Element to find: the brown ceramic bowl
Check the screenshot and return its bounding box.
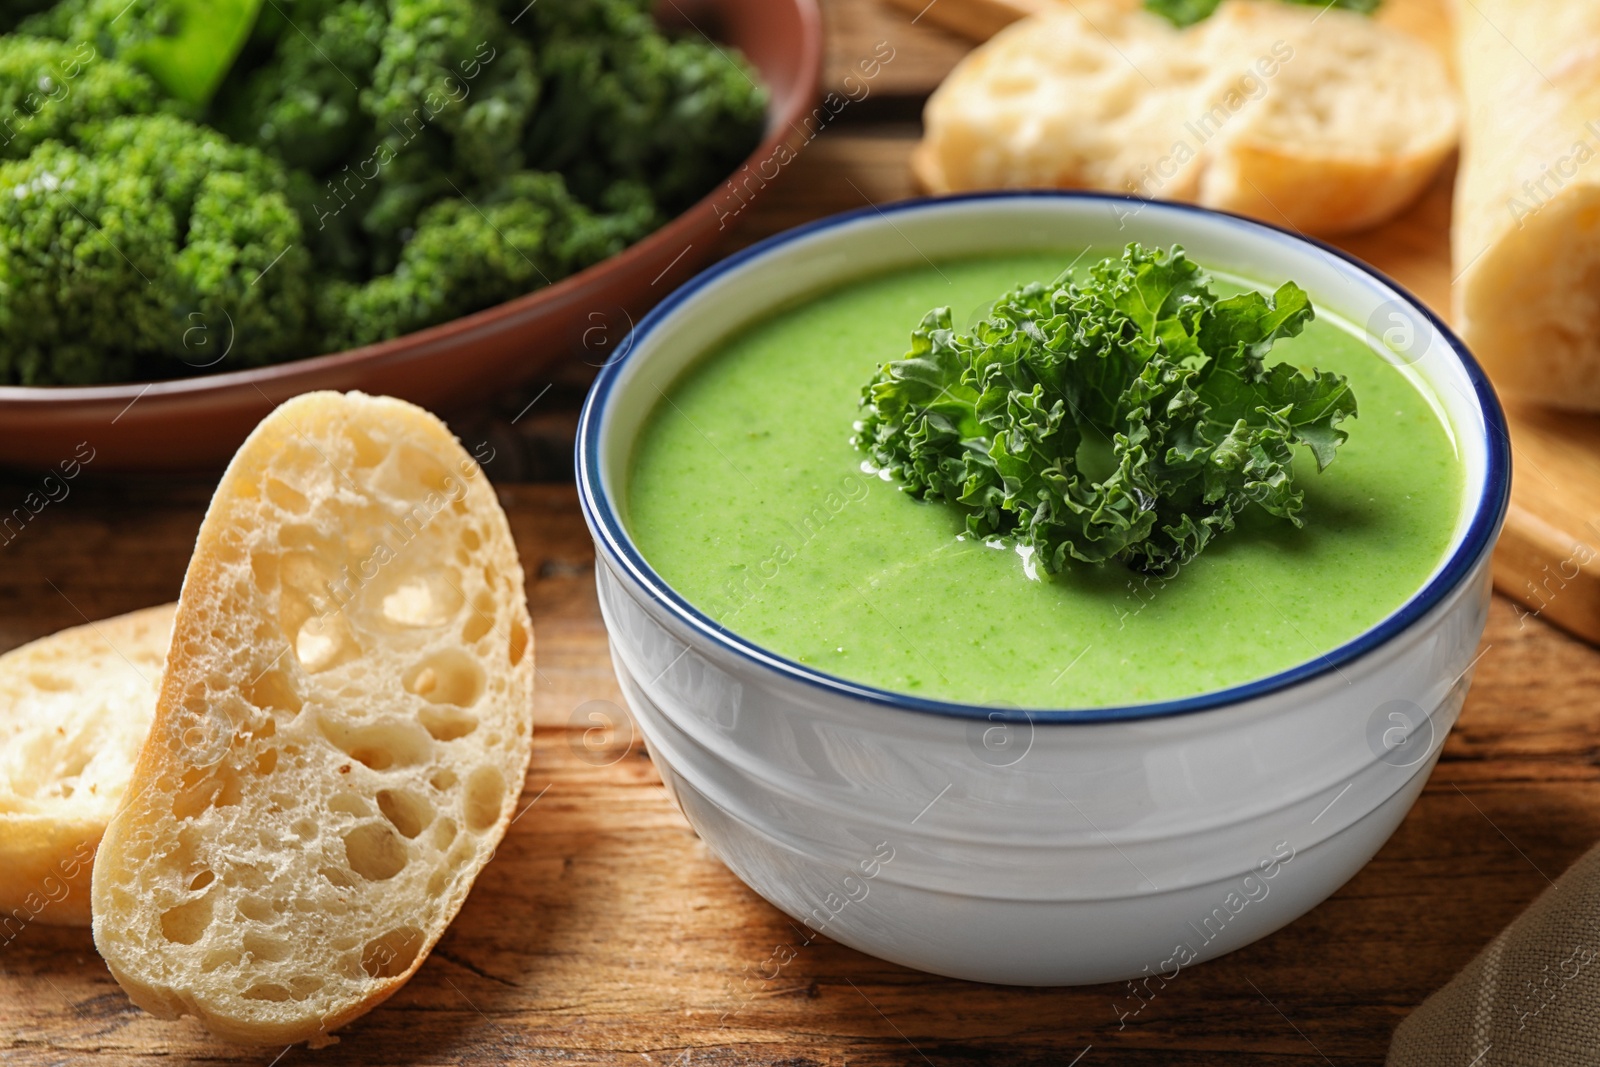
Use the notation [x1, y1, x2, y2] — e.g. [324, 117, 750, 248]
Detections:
[0, 0, 822, 472]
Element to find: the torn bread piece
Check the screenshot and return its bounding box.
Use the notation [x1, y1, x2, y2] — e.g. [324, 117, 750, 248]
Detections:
[0, 603, 174, 926]
[91, 392, 534, 1046]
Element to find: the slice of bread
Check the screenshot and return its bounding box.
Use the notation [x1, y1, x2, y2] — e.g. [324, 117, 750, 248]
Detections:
[0, 603, 174, 927]
[1189, 1, 1459, 234]
[914, 0, 1213, 200]
[915, 0, 1459, 235]
[90, 392, 534, 1046]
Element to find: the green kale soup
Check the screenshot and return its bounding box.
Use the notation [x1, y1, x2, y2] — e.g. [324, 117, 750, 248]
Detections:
[625, 251, 1464, 708]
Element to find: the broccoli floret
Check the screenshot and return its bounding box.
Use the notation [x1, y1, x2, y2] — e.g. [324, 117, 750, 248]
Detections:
[0, 140, 168, 383]
[522, 18, 765, 213]
[0, 0, 767, 377]
[0, 113, 313, 383]
[22, 0, 264, 108]
[213, 0, 386, 174]
[364, 0, 538, 183]
[20, 0, 173, 59]
[643, 37, 768, 210]
[319, 171, 653, 351]
[0, 35, 166, 158]
[173, 169, 313, 367]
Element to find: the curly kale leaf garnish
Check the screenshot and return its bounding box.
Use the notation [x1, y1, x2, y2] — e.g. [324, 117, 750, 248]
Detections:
[855, 244, 1358, 578]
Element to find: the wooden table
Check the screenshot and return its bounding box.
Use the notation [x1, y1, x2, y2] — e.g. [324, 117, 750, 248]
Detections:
[6, 3, 1600, 1064]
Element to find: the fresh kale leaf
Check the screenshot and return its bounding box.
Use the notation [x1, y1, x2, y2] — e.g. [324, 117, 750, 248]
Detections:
[855, 244, 1357, 578]
[1143, 0, 1379, 28]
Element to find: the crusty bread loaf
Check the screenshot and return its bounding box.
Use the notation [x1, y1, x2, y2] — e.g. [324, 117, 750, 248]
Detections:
[1453, 0, 1600, 410]
[915, 0, 1459, 235]
[91, 392, 534, 1046]
[0, 603, 174, 927]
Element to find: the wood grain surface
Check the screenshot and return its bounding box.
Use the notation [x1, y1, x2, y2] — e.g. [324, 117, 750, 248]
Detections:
[3, 481, 1599, 1067]
[4, 2, 1600, 1064]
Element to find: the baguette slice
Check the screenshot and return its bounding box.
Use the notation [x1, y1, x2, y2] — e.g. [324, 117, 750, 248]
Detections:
[1190, 1, 1458, 234]
[915, 0, 1458, 235]
[0, 603, 174, 927]
[914, 0, 1212, 201]
[91, 392, 534, 1046]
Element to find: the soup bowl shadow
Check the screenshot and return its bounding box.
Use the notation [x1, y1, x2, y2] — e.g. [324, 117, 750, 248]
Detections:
[575, 192, 1510, 986]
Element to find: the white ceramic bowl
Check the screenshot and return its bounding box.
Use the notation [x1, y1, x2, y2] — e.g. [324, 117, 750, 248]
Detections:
[576, 193, 1510, 986]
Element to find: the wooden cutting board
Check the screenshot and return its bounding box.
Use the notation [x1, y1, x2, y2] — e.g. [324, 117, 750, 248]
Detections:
[881, 0, 1600, 646]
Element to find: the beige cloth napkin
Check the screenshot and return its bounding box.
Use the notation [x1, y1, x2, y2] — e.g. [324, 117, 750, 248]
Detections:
[1388, 844, 1600, 1065]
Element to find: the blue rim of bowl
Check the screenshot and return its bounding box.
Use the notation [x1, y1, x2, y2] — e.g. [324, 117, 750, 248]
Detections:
[576, 190, 1512, 725]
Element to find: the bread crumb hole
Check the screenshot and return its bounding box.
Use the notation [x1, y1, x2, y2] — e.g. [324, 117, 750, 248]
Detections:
[28, 672, 71, 692]
[383, 584, 437, 628]
[398, 444, 453, 494]
[462, 527, 480, 551]
[243, 670, 302, 715]
[280, 547, 335, 597]
[265, 477, 310, 514]
[244, 932, 291, 963]
[345, 822, 408, 881]
[329, 791, 370, 817]
[280, 527, 334, 555]
[160, 895, 214, 945]
[362, 926, 424, 980]
[380, 575, 465, 628]
[462, 596, 494, 644]
[464, 767, 505, 832]
[239, 896, 276, 923]
[172, 766, 243, 820]
[377, 789, 433, 839]
[295, 613, 362, 674]
[431, 818, 457, 850]
[201, 947, 241, 973]
[350, 745, 394, 770]
[291, 818, 316, 840]
[189, 870, 215, 891]
[243, 983, 292, 1003]
[430, 770, 457, 791]
[508, 620, 529, 666]
[320, 866, 355, 889]
[255, 749, 279, 775]
[404, 649, 484, 707]
[345, 425, 387, 467]
[250, 550, 279, 592]
[419, 706, 477, 742]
